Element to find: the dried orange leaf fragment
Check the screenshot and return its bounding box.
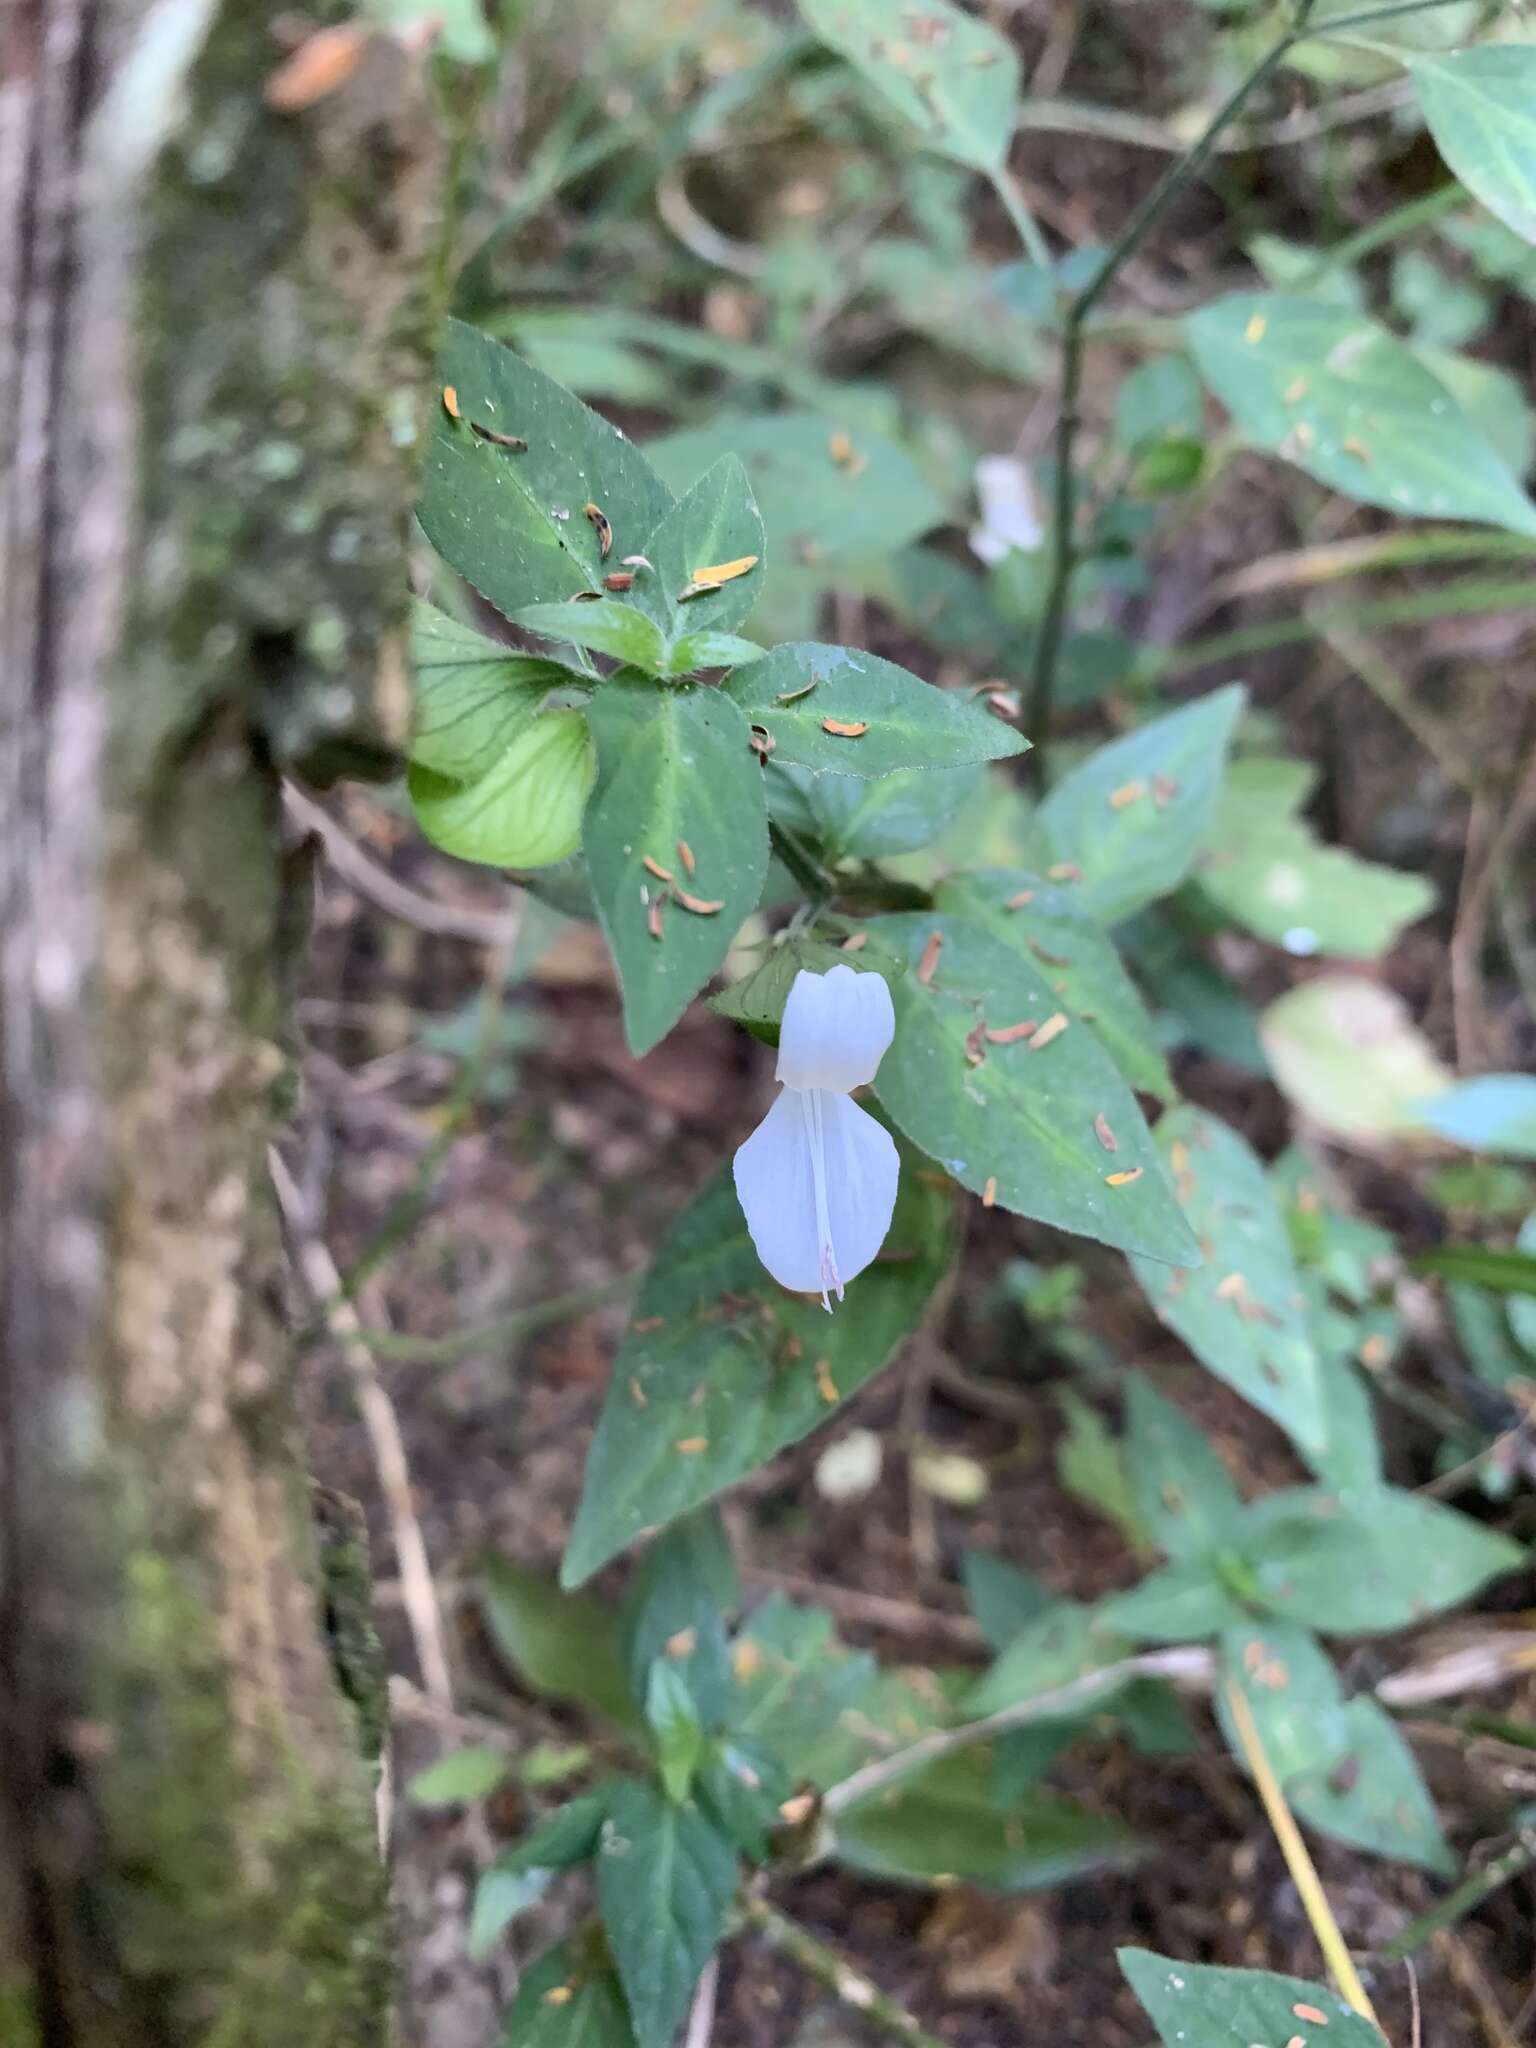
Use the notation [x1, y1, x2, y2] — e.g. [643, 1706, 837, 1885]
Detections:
[1029, 1011, 1070, 1050]
[674, 889, 724, 916]
[1094, 1113, 1118, 1153]
[583, 502, 613, 556]
[916, 930, 944, 984]
[821, 717, 868, 738]
[642, 854, 674, 882]
[1106, 1168, 1144, 1188]
[265, 23, 369, 110]
[985, 1019, 1037, 1045]
[982, 1176, 997, 1209]
[1109, 779, 1146, 810]
[441, 385, 461, 419]
[690, 553, 759, 585]
[675, 1436, 708, 1455]
[676, 838, 696, 875]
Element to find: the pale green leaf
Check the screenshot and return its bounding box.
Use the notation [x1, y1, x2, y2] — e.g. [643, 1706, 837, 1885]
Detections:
[408, 600, 574, 781]
[1261, 975, 1454, 1146]
[798, 0, 1021, 171]
[1123, 1378, 1244, 1563]
[1412, 47, 1536, 248]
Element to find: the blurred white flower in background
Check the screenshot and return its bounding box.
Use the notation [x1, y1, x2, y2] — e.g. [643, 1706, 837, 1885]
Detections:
[969, 453, 1044, 565]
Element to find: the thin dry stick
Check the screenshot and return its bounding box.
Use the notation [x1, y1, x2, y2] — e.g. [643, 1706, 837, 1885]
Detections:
[1223, 1679, 1381, 2029]
[284, 781, 523, 948]
[683, 1956, 719, 2048]
[270, 1146, 456, 1710]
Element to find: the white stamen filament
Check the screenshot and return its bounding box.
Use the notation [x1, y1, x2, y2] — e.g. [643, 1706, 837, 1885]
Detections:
[799, 1087, 841, 1311]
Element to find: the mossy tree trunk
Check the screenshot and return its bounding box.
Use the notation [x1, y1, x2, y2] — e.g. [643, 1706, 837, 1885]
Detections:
[0, 5, 448, 2041]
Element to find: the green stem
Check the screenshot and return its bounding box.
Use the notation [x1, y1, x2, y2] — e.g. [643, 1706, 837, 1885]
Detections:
[1024, 0, 1322, 765]
[332, 1274, 637, 1364]
[740, 1897, 950, 2048]
[769, 820, 835, 903]
[989, 163, 1053, 273]
[1380, 1828, 1536, 1960]
[1306, 0, 1474, 32]
[1302, 182, 1463, 283]
[1152, 575, 1536, 680]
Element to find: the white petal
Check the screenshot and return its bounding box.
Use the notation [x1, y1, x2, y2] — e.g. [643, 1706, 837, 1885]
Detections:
[733, 1086, 899, 1308]
[776, 965, 895, 1093]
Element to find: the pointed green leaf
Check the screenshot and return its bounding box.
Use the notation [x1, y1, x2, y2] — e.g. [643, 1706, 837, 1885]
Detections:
[798, 0, 1021, 171]
[870, 913, 1199, 1266]
[517, 599, 668, 673]
[1412, 48, 1536, 248]
[1123, 1378, 1244, 1563]
[408, 709, 596, 869]
[1411, 1073, 1536, 1157]
[728, 1597, 880, 1786]
[407, 1745, 510, 1807]
[960, 1551, 1055, 1652]
[420, 321, 675, 617]
[583, 682, 768, 1055]
[495, 1790, 614, 1879]
[969, 1601, 1131, 1717]
[481, 1558, 640, 1733]
[1097, 1558, 1248, 1643]
[1036, 687, 1246, 925]
[502, 1936, 638, 2048]
[623, 1512, 738, 1728]
[626, 455, 766, 666]
[768, 760, 982, 860]
[1239, 1484, 1523, 1633]
[408, 600, 576, 781]
[595, 1783, 736, 2048]
[1120, 1948, 1384, 2048]
[724, 643, 1027, 777]
[1131, 1108, 1326, 1456]
[936, 869, 1174, 1100]
[646, 1663, 705, 1803]
[562, 1155, 952, 1585]
[1187, 294, 1536, 536]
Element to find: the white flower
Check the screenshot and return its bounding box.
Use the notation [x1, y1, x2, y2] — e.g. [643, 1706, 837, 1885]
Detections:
[732, 965, 899, 1311]
[968, 453, 1043, 566]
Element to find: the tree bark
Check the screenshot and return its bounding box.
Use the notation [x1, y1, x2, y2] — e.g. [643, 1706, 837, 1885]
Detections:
[0, 5, 443, 2041]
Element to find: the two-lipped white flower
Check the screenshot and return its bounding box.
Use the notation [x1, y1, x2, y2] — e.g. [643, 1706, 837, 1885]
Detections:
[732, 965, 899, 1311]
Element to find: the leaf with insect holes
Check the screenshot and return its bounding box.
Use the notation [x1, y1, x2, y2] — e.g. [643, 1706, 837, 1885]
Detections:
[869, 913, 1199, 1266]
[1235, 1483, 1523, 1634]
[1411, 47, 1536, 248]
[1120, 1949, 1385, 2048]
[501, 1936, 638, 2048]
[623, 455, 766, 667]
[935, 869, 1174, 1101]
[407, 600, 580, 781]
[1130, 1107, 1325, 1457]
[420, 321, 676, 620]
[582, 680, 768, 1056]
[1186, 295, 1536, 536]
[1215, 1622, 1450, 1873]
[1122, 1378, 1244, 1564]
[832, 1750, 1140, 1891]
[561, 1151, 952, 1586]
[594, 1787, 736, 2048]
[723, 643, 1027, 777]
[798, 0, 1021, 172]
[1035, 686, 1245, 927]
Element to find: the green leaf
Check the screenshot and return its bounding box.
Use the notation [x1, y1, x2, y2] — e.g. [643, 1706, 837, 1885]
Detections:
[595, 1782, 736, 2048]
[1419, 1243, 1536, 1295]
[728, 1597, 880, 1786]
[420, 322, 676, 618]
[501, 1936, 638, 2048]
[667, 631, 768, 673]
[1411, 1073, 1536, 1157]
[646, 1663, 705, 1803]
[468, 1864, 551, 1961]
[723, 644, 1026, 777]
[408, 600, 575, 781]
[1114, 355, 1206, 450]
[649, 412, 944, 633]
[1239, 1485, 1523, 1633]
[1056, 1390, 1152, 1557]
[623, 1512, 738, 1728]
[871, 913, 1197, 1264]
[768, 760, 981, 860]
[1215, 1624, 1449, 1872]
[407, 1744, 510, 1807]
[1186, 294, 1536, 536]
[969, 1601, 1131, 1717]
[625, 455, 766, 666]
[583, 682, 768, 1055]
[481, 1558, 640, 1733]
[1097, 1557, 1248, 1644]
[1132, 1108, 1325, 1456]
[562, 1157, 952, 1585]
[1415, 345, 1535, 478]
[832, 1751, 1139, 1890]
[495, 1791, 614, 1878]
[1123, 1378, 1244, 1563]
[517, 599, 669, 673]
[798, 0, 1021, 171]
[1412, 48, 1536, 248]
[935, 869, 1175, 1100]
[960, 1551, 1054, 1652]
[711, 930, 906, 1045]
[1261, 975, 1454, 1145]
[695, 1738, 792, 1859]
[1035, 687, 1246, 925]
[1194, 757, 1435, 958]
[1119, 1948, 1385, 2048]
[408, 709, 596, 870]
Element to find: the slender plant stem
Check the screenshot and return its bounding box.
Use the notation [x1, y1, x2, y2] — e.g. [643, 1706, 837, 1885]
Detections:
[990, 162, 1052, 272]
[1303, 182, 1463, 283]
[1154, 575, 1536, 681]
[740, 1897, 950, 2048]
[1024, 0, 1322, 761]
[338, 1275, 637, 1364]
[1307, 0, 1471, 32]
[1381, 1829, 1536, 1960]
[768, 820, 835, 903]
[1224, 1681, 1382, 2028]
